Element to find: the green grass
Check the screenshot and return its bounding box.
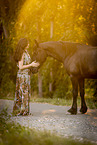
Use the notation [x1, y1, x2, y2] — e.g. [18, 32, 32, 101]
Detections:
[0, 110, 96, 145]
[0, 94, 97, 109]
[30, 96, 97, 109]
[31, 97, 72, 106]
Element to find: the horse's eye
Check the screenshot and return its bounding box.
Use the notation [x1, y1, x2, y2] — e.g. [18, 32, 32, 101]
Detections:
[34, 51, 37, 55]
[36, 51, 38, 54]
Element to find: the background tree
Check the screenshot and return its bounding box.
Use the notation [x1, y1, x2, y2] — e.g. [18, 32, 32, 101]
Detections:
[0, 0, 97, 100]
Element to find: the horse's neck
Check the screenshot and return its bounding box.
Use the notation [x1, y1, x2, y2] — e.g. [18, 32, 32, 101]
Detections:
[41, 42, 65, 62]
[46, 48, 64, 62]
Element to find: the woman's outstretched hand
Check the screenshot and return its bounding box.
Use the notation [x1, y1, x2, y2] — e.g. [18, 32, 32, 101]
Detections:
[31, 61, 40, 67]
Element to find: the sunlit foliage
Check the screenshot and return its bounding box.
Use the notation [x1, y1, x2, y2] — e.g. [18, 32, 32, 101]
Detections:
[0, 0, 97, 99]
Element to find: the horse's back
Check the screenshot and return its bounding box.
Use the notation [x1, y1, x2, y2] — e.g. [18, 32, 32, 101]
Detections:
[62, 42, 97, 78]
[78, 47, 97, 78]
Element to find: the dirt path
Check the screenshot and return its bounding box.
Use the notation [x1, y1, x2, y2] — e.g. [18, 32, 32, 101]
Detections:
[0, 99, 97, 143]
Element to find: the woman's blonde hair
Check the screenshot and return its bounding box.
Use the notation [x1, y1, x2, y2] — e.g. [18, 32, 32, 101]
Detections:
[14, 38, 28, 62]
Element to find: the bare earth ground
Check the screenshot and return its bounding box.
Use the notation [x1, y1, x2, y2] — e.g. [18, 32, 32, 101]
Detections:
[0, 99, 97, 144]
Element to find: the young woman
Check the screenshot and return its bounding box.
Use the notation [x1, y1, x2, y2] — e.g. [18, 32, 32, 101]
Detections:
[13, 38, 39, 116]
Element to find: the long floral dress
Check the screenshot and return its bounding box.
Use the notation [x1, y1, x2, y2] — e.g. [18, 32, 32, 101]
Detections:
[13, 51, 31, 116]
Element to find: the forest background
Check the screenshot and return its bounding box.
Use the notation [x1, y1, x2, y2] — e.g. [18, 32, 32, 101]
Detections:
[0, 0, 97, 102]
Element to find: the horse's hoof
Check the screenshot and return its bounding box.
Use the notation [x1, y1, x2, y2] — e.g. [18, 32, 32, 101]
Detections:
[80, 106, 87, 114]
[68, 108, 77, 115]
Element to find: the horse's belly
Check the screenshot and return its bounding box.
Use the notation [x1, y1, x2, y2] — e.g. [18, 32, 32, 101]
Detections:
[80, 59, 97, 78]
[81, 69, 97, 78]
[64, 60, 97, 78]
[64, 50, 97, 78]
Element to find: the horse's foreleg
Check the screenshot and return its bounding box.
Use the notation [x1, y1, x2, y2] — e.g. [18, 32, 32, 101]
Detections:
[68, 76, 78, 114]
[78, 78, 87, 114]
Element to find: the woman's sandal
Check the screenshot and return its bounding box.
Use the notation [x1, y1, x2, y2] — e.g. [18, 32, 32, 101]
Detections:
[22, 111, 29, 116]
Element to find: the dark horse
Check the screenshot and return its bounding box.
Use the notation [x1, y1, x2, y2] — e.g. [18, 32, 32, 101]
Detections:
[31, 40, 97, 114]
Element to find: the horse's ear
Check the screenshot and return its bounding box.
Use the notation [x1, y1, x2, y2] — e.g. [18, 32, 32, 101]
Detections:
[34, 39, 39, 48]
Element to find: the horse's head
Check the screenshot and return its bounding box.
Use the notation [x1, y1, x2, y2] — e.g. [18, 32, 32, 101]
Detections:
[32, 40, 47, 66]
[30, 40, 47, 73]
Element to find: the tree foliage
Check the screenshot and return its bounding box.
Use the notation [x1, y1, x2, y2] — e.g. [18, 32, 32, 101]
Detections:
[0, 0, 97, 99]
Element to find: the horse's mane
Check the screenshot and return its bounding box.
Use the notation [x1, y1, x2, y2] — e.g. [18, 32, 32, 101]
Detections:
[39, 41, 96, 59]
[59, 41, 96, 54]
[59, 41, 79, 56]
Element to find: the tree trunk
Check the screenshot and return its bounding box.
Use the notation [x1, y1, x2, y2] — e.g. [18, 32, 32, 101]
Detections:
[50, 21, 53, 39]
[2, 22, 9, 39]
[36, 17, 43, 98]
[38, 71, 43, 98]
[49, 18, 54, 95]
[49, 67, 53, 92]
[0, 2, 9, 39]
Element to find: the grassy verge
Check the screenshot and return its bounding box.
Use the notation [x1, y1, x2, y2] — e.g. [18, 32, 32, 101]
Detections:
[30, 96, 97, 109]
[0, 95, 97, 109]
[0, 110, 96, 145]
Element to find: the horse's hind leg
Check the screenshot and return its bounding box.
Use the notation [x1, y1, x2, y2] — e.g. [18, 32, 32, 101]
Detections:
[68, 76, 78, 114]
[78, 78, 87, 114]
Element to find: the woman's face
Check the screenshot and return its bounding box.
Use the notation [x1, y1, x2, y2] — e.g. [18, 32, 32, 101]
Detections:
[26, 43, 29, 49]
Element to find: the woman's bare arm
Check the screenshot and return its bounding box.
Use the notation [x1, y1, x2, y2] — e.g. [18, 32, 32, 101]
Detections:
[19, 54, 39, 70]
